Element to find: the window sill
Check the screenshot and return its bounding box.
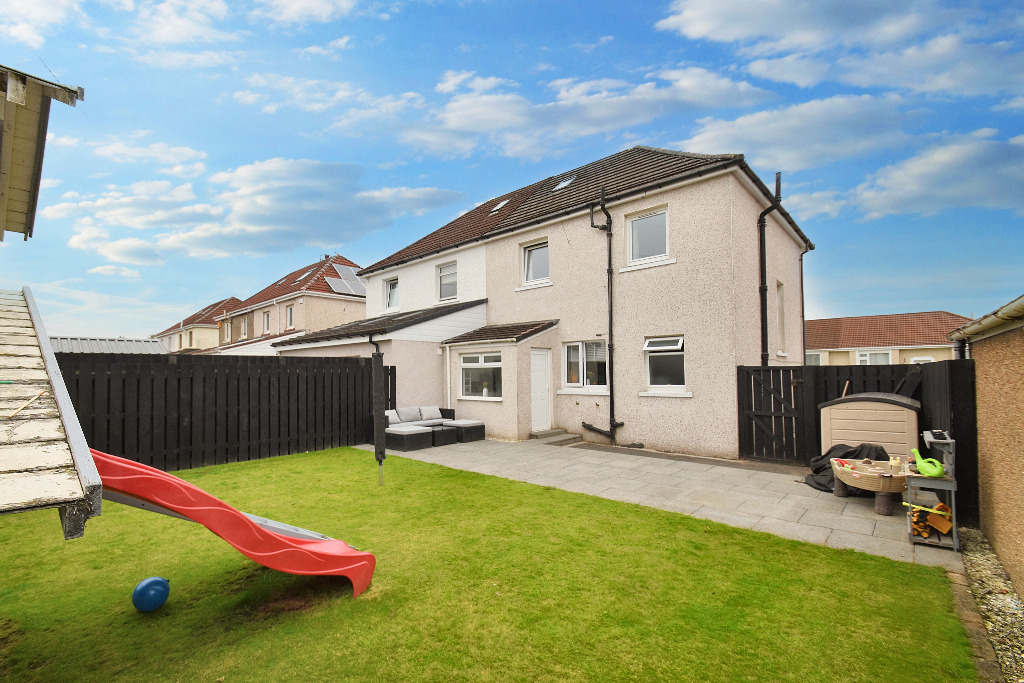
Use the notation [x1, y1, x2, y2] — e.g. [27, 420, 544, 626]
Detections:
[619, 257, 676, 274]
[458, 396, 503, 402]
[639, 389, 693, 398]
[515, 279, 552, 292]
[556, 388, 610, 396]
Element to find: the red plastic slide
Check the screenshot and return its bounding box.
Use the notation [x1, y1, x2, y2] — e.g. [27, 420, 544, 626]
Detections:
[91, 449, 376, 596]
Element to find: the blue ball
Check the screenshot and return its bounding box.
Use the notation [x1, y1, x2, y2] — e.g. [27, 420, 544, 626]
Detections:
[132, 577, 170, 612]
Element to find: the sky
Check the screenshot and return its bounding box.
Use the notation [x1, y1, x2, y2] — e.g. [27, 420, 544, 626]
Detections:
[0, 0, 1021, 337]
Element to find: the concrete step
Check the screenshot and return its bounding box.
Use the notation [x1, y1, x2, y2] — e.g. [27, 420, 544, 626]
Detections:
[537, 433, 582, 447]
[530, 429, 565, 439]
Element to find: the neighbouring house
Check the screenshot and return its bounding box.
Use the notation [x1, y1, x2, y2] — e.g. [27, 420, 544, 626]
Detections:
[153, 297, 241, 353]
[52, 336, 168, 354]
[278, 146, 813, 458]
[214, 255, 366, 356]
[805, 311, 971, 366]
[948, 292, 1024, 595]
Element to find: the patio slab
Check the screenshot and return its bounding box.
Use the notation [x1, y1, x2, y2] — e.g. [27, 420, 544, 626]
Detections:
[355, 439, 963, 570]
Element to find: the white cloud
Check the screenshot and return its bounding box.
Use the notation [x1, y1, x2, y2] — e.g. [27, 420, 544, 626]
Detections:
[130, 0, 240, 44]
[0, 0, 82, 48]
[746, 54, 830, 88]
[251, 0, 357, 24]
[40, 178, 62, 190]
[46, 133, 80, 146]
[240, 73, 361, 113]
[88, 265, 142, 279]
[135, 49, 243, 69]
[159, 162, 205, 178]
[655, 0, 948, 55]
[676, 94, 909, 171]
[575, 35, 614, 53]
[404, 66, 769, 159]
[994, 96, 1024, 111]
[49, 158, 462, 262]
[785, 191, 847, 220]
[296, 35, 352, 59]
[92, 140, 207, 164]
[837, 35, 1024, 97]
[855, 131, 1024, 218]
[329, 93, 424, 131]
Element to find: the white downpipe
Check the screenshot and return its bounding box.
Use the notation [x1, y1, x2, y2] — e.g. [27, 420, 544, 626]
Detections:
[445, 345, 452, 409]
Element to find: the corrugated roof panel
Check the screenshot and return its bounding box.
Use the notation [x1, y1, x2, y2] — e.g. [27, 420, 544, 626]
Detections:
[50, 337, 168, 354]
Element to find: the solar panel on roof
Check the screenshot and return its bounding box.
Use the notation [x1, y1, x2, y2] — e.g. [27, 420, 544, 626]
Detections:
[329, 264, 366, 296]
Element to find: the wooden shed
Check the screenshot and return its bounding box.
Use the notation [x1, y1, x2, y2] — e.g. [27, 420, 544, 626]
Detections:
[819, 392, 920, 457]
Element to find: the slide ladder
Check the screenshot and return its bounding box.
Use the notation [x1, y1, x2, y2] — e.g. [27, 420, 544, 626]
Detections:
[91, 449, 375, 596]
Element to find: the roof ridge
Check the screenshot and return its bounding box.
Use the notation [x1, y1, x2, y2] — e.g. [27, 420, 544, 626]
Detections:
[633, 145, 742, 161]
[301, 255, 337, 292]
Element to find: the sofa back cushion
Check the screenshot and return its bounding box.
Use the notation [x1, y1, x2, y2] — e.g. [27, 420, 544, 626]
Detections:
[396, 406, 422, 423]
[420, 405, 443, 420]
[385, 409, 400, 424]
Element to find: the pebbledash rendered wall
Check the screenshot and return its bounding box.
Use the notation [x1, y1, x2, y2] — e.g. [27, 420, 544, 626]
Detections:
[460, 170, 808, 457]
[971, 327, 1024, 594]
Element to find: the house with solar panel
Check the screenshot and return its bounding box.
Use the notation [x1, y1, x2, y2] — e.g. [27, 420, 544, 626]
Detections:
[212, 255, 367, 356]
[275, 147, 813, 458]
[154, 297, 242, 353]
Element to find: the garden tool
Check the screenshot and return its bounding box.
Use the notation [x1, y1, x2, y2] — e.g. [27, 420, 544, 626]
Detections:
[911, 448, 944, 478]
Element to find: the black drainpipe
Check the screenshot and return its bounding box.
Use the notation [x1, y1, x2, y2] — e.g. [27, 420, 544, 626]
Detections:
[368, 334, 386, 485]
[582, 188, 643, 449]
[758, 172, 782, 367]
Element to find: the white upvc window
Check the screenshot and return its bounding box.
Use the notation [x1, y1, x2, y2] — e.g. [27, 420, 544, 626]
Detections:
[263, 311, 271, 334]
[776, 281, 786, 353]
[910, 356, 935, 364]
[644, 337, 686, 388]
[628, 209, 668, 265]
[564, 341, 607, 387]
[241, 317, 248, 339]
[177, 333, 183, 350]
[523, 241, 550, 285]
[385, 278, 399, 310]
[805, 352, 821, 365]
[438, 262, 457, 301]
[461, 353, 502, 399]
[857, 350, 890, 365]
[285, 305, 294, 329]
[187, 330, 194, 347]
[223, 322, 231, 342]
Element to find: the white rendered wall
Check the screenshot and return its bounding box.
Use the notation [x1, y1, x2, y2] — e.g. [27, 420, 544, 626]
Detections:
[363, 244, 486, 318]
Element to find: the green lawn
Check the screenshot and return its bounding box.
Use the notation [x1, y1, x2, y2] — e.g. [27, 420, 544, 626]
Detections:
[0, 448, 974, 681]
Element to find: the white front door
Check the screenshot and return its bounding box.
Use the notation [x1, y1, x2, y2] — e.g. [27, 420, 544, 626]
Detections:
[530, 348, 551, 432]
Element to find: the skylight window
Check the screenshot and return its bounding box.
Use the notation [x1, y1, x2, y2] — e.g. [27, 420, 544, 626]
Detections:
[489, 199, 509, 214]
[292, 269, 313, 284]
[553, 176, 575, 192]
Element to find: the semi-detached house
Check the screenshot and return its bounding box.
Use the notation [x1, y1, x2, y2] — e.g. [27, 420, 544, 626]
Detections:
[276, 147, 814, 459]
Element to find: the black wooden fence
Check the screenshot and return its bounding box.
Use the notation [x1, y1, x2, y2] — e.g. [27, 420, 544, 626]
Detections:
[56, 353, 396, 472]
[737, 360, 978, 523]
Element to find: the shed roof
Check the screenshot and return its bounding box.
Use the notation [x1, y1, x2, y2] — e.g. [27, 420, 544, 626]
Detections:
[156, 296, 242, 336]
[51, 337, 167, 354]
[443, 320, 558, 345]
[359, 146, 811, 275]
[806, 311, 971, 350]
[273, 299, 487, 347]
[0, 65, 83, 241]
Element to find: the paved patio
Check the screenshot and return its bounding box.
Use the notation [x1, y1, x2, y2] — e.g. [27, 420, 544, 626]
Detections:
[357, 438, 963, 571]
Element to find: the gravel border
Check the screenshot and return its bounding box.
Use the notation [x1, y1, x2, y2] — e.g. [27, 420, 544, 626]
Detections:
[960, 526, 1024, 682]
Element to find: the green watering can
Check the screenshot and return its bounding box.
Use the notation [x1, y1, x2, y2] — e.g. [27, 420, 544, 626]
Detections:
[911, 448, 945, 478]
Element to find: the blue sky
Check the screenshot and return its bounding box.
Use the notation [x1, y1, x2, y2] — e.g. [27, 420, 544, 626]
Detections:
[0, 0, 1021, 337]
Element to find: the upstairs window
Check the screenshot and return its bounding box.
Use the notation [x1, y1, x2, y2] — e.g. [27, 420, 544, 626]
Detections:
[628, 210, 668, 264]
[564, 341, 607, 387]
[461, 353, 502, 398]
[385, 278, 399, 310]
[241, 318, 248, 339]
[644, 337, 685, 388]
[223, 322, 231, 342]
[263, 311, 271, 334]
[187, 330, 194, 347]
[776, 281, 786, 353]
[285, 305, 294, 329]
[523, 241, 549, 284]
[438, 263, 457, 301]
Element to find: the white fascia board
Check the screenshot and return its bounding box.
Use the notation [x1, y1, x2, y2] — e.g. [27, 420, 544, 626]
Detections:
[731, 171, 808, 251]
[948, 292, 1024, 341]
[277, 335, 387, 352]
[444, 338, 517, 348]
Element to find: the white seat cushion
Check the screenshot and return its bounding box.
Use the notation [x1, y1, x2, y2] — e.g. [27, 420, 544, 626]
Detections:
[396, 406, 422, 423]
[420, 405, 444, 420]
[386, 425, 431, 435]
[443, 419, 485, 427]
